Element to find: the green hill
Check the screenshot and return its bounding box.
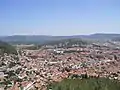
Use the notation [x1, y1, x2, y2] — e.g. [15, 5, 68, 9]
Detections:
[43, 38, 88, 48]
[48, 78, 120, 90]
[0, 41, 17, 55]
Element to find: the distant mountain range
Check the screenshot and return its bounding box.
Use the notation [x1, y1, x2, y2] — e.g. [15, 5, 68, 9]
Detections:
[0, 33, 120, 44]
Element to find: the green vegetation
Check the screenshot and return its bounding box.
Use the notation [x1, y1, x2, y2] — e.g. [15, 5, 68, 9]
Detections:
[44, 38, 88, 48]
[0, 41, 17, 55]
[23, 45, 40, 50]
[47, 78, 120, 90]
[0, 79, 12, 89]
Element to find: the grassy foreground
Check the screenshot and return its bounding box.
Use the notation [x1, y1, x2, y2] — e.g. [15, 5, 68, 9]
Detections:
[47, 78, 120, 90]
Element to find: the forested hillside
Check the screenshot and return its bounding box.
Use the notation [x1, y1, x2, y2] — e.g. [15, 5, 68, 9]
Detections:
[0, 41, 17, 55]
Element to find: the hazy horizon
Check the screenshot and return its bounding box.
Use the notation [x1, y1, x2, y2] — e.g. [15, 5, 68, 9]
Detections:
[0, 0, 120, 36]
[1, 32, 120, 37]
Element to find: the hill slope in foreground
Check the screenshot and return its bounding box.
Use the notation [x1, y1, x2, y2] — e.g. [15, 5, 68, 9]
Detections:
[48, 78, 120, 90]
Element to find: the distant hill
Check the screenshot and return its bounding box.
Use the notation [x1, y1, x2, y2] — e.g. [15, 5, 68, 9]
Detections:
[0, 33, 120, 44]
[87, 33, 120, 40]
[0, 41, 17, 55]
[112, 37, 120, 41]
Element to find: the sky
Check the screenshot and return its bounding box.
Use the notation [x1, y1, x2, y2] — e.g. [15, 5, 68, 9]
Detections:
[0, 0, 120, 36]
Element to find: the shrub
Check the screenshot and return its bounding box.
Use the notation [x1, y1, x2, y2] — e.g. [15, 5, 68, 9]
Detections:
[47, 78, 120, 90]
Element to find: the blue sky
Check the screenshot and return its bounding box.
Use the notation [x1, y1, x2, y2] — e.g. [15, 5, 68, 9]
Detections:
[0, 0, 120, 36]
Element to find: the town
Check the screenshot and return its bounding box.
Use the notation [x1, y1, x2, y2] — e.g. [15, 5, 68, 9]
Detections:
[0, 39, 120, 90]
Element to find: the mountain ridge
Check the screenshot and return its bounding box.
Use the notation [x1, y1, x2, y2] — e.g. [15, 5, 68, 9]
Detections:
[0, 33, 120, 44]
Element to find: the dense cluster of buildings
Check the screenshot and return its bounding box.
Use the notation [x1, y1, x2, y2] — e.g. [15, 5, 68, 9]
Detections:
[0, 41, 120, 90]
